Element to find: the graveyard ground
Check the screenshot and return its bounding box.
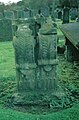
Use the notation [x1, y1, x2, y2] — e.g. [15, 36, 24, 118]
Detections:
[0, 31, 79, 119]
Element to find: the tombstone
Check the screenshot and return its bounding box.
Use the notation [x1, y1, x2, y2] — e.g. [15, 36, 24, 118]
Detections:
[54, 10, 58, 19]
[70, 8, 77, 20]
[24, 11, 30, 18]
[30, 9, 38, 17]
[18, 10, 24, 19]
[62, 7, 69, 24]
[58, 10, 62, 19]
[29, 14, 45, 37]
[14, 10, 18, 19]
[4, 10, 14, 20]
[0, 19, 13, 41]
[13, 17, 65, 108]
[41, 6, 49, 17]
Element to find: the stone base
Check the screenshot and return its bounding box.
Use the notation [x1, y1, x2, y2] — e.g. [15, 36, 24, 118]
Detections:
[12, 86, 65, 109]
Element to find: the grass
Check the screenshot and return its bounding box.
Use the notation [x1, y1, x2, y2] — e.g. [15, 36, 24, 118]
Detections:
[0, 103, 79, 120]
[0, 41, 16, 81]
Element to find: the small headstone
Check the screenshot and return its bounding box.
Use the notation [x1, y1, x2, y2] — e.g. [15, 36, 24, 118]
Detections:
[41, 6, 49, 17]
[18, 10, 24, 19]
[14, 11, 18, 19]
[54, 10, 58, 19]
[0, 19, 13, 41]
[62, 7, 69, 24]
[31, 9, 38, 17]
[4, 10, 14, 19]
[58, 10, 62, 19]
[70, 8, 77, 20]
[24, 11, 30, 18]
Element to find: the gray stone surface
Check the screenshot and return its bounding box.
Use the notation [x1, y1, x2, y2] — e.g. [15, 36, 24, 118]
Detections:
[13, 17, 63, 106]
[24, 11, 30, 18]
[41, 7, 49, 17]
[70, 8, 77, 20]
[62, 7, 69, 24]
[4, 10, 14, 19]
[0, 19, 13, 41]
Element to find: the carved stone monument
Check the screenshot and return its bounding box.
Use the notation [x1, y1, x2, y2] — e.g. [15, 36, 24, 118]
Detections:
[13, 17, 64, 107]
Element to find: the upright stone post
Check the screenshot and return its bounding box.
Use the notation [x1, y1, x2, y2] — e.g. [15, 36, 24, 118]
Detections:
[62, 7, 69, 24]
[38, 17, 58, 91]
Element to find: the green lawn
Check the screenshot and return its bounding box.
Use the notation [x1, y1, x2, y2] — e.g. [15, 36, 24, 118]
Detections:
[0, 41, 16, 81]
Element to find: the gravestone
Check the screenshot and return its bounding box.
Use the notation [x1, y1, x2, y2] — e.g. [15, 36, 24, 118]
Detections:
[70, 8, 77, 20]
[31, 10, 38, 17]
[58, 10, 62, 19]
[0, 19, 13, 41]
[24, 11, 30, 18]
[13, 17, 65, 108]
[54, 10, 58, 19]
[14, 10, 18, 19]
[4, 10, 14, 19]
[62, 7, 69, 24]
[41, 6, 49, 17]
[18, 11, 24, 19]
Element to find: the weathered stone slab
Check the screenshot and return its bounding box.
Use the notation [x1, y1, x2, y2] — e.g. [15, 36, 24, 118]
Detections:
[41, 6, 49, 17]
[18, 11, 24, 18]
[4, 10, 14, 19]
[14, 10, 18, 19]
[70, 8, 77, 20]
[62, 7, 69, 24]
[0, 19, 13, 41]
[58, 11, 62, 19]
[24, 11, 30, 18]
[60, 22, 79, 49]
[60, 22, 79, 61]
